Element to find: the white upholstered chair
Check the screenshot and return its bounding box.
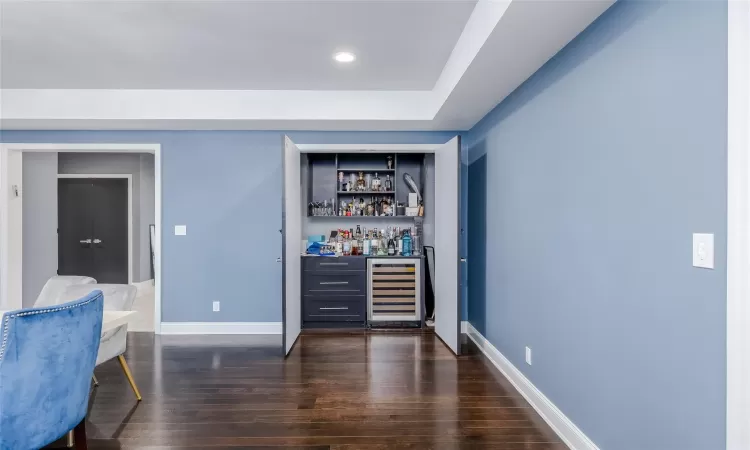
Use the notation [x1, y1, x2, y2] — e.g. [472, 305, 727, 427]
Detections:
[33, 275, 97, 308]
[59, 284, 142, 401]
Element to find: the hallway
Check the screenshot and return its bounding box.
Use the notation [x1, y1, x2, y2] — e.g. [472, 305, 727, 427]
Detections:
[79, 331, 564, 449]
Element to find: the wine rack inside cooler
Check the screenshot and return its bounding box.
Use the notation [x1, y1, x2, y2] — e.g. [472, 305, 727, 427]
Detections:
[367, 258, 421, 322]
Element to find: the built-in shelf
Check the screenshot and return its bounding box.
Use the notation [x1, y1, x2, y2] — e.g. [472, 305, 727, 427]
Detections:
[337, 191, 395, 195]
[336, 168, 396, 173]
[308, 215, 415, 219]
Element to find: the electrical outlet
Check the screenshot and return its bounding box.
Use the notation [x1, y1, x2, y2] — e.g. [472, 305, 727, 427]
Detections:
[212, 301, 220, 312]
[525, 347, 532, 365]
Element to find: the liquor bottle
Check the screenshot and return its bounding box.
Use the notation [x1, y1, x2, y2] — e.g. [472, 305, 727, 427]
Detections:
[335, 230, 343, 255]
[357, 172, 366, 191]
[377, 231, 387, 256]
[363, 231, 371, 256]
[384, 174, 393, 192]
[397, 229, 403, 255]
[372, 172, 381, 192]
[356, 225, 362, 239]
[387, 236, 396, 256]
[343, 231, 351, 256]
[402, 229, 412, 256]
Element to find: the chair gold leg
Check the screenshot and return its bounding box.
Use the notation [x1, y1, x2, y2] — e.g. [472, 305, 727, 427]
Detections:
[92, 374, 99, 386]
[66, 430, 74, 448]
[117, 355, 142, 401]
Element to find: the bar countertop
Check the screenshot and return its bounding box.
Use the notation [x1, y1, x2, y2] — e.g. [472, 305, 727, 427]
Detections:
[301, 254, 424, 259]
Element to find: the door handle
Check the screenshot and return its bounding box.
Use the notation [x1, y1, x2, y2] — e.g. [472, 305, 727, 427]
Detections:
[276, 257, 282, 263]
[93, 239, 102, 244]
[79, 239, 92, 247]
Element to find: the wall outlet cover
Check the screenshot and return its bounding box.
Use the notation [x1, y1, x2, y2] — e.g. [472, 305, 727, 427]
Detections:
[175, 225, 187, 236]
[525, 346, 532, 365]
[212, 301, 220, 312]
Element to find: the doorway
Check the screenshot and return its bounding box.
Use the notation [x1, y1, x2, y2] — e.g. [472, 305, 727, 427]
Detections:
[0, 143, 162, 333]
[58, 176, 131, 284]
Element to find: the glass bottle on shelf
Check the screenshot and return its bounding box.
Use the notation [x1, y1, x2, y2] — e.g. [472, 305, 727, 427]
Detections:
[379, 230, 388, 256]
[387, 155, 393, 170]
[338, 171, 345, 191]
[357, 172, 366, 191]
[365, 173, 372, 191]
[363, 231, 371, 256]
[342, 231, 351, 256]
[402, 229, 412, 256]
[372, 173, 381, 192]
[387, 235, 396, 256]
[336, 230, 343, 254]
[356, 225, 362, 239]
[384, 174, 393, 192]
[350, 173, 357, 192]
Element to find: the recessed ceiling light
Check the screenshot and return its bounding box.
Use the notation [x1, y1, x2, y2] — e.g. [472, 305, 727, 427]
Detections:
[334, 52, 356, 63]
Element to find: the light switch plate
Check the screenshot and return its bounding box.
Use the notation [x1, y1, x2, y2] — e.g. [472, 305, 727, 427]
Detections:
[174, 225, 187, 236]
[212, 301, 220, 312]
[525, 347, 532, 365]
[693, 233, 714, 269]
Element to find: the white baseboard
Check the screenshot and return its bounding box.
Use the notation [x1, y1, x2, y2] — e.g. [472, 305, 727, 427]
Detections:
[160, 322, 282, 335]
[462, 321, 599, 450]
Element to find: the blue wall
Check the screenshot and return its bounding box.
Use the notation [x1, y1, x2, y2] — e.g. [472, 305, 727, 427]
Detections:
[0, 130, 462, 322]
[466, 1, 727, 449]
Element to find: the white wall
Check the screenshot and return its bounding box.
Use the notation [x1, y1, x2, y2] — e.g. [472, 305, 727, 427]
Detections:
[139, 154, 155, 280]
[22, 152, 58, 307]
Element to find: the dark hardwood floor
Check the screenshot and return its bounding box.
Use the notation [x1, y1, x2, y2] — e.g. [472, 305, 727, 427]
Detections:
[71, 331, 564, 449]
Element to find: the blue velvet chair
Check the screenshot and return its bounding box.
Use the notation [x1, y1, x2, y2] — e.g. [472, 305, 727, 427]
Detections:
[0, 290, 104, 450]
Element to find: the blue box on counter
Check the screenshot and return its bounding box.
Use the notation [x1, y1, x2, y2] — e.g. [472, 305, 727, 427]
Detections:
[308, 235, 325, 245]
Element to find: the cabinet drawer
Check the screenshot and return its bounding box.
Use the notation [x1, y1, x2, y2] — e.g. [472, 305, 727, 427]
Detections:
[304, 272, 365, 295]
[304, 296, 365, 322]
[303, 257, 365, 272]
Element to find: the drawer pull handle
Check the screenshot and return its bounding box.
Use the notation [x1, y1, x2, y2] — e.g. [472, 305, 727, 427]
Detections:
[320, 307, 349, 310]
[320, 262, 348, 266]
[319, 281, 349, 285]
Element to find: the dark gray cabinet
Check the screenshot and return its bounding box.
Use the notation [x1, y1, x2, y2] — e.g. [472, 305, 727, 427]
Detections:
[302, 256, 366, 326]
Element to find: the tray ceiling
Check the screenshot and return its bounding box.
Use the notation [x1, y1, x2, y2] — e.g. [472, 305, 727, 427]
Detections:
[0, 0, 615, 131]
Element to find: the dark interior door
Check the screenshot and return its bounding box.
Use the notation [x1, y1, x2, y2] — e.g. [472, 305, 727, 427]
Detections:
[58, 178, 129, 284]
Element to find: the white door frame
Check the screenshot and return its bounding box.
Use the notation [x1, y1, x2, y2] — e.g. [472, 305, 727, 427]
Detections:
[727, 2, 750, 449]
[294, 140, 461, 354]
[0, 143, 162, 334]
[57, 174, 134, 284]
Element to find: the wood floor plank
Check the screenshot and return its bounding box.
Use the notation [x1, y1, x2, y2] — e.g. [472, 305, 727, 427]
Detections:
[46, 331, 563, 449]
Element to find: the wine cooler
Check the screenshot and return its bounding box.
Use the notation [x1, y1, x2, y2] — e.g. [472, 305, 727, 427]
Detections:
[367, 258, 422, 322]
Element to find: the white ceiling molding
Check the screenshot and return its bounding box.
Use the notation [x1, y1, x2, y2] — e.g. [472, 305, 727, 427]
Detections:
[0, 0, 614, 131]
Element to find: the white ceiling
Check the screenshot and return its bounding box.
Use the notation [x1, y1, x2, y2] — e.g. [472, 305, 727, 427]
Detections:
[0, 0, 614, 131]
[0, 1, 476, 90]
